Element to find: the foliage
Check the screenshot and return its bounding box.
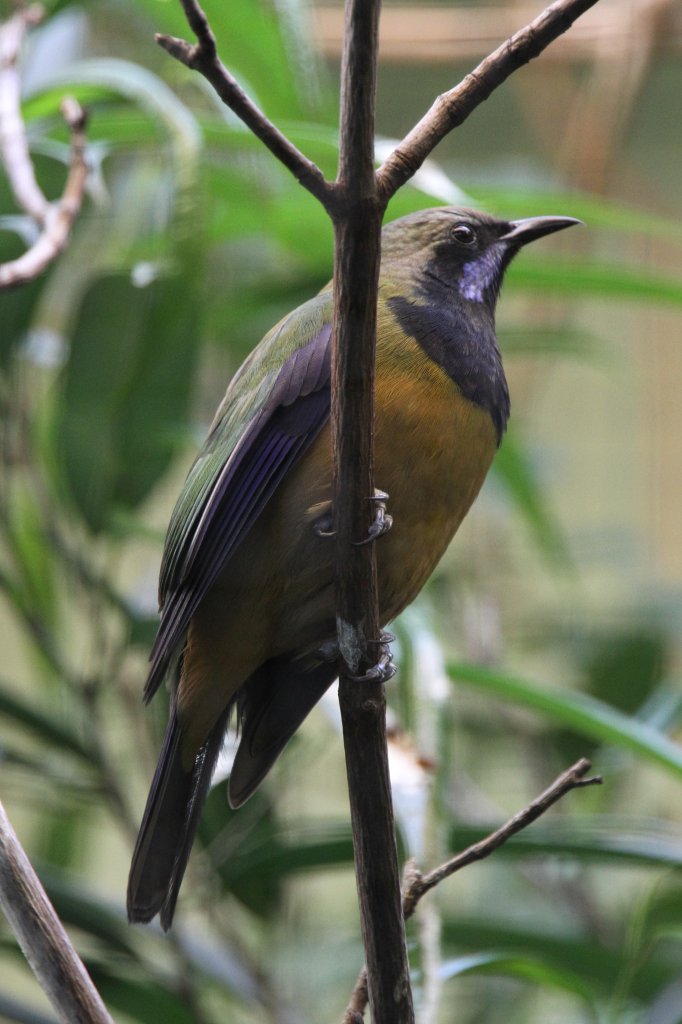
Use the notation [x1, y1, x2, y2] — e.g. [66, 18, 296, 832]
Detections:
[1, 1, 682, 1022]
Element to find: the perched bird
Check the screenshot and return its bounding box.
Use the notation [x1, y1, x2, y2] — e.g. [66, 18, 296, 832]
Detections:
[127, 206, 579, 929]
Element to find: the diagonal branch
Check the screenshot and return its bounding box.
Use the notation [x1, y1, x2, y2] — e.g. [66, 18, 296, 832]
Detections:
[343, 759, 602, 1022]
[0, 797, 114, 1024]
[155, 0, 332, 208]
[376, 0, 601, 201]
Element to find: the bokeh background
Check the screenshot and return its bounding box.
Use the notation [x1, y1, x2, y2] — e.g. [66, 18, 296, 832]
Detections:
[1, 1, 682, 1021]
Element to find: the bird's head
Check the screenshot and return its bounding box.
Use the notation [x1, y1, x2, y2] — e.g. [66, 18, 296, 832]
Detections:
[382, 206, 580, 310]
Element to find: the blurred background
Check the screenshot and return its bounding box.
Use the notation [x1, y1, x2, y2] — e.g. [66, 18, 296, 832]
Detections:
[1, 0, 682, 1021]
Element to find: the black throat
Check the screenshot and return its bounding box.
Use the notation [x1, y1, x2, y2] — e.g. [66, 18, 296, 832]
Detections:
[387, 275, 510, 444]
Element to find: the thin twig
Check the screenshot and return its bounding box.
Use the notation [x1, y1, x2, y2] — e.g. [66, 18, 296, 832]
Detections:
[342, 759, 602, 1022]
[155, 0, 332, 207]
[0, 96, 89, 290]
[0, 798, 115, 1024]
[375, 0, 602, 201]
[405, 757, 602, 913]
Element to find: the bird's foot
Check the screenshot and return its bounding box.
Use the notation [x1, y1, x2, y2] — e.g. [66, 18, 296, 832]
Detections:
[348, 632, 396, 683]
[312, 490, 392, 544]
[313, 632, 396, 683]
[353, 490, 393, 546]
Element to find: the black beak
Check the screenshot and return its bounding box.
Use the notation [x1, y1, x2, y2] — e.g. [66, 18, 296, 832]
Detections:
[499, 216, 582, 247]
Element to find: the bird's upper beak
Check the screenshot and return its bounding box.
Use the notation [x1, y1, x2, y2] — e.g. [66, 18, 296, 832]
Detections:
[499, 215, 582, 247]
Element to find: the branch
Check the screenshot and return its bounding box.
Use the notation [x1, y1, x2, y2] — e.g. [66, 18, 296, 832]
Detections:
[376, 0, 601, 201]
[0, 3, 48, 224]
[0, 798, 115, 1024]
[155, 0, 332, 208]
[0, 0, 90, 290]
[0, 96, 89, 290]
[331, 0, 414, 1017]
[343, 759, 602, 1022]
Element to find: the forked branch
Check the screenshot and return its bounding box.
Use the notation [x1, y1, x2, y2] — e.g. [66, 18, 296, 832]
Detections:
[343, 759, 602, 1022]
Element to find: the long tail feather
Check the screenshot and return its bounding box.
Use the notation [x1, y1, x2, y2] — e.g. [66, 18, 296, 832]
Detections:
[127, 705, 227, 930]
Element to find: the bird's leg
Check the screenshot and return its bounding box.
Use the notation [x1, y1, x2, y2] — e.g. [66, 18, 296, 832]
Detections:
[314, 632, 396, 683]
[352, 490, 393, 546]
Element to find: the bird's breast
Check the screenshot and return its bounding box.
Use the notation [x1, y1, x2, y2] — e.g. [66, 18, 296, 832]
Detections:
[372, 333, 498, 620]
[204, 331, 500, 670]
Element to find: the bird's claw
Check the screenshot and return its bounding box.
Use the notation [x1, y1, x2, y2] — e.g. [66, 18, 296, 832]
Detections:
[348, 633, 396, 684]
[353, 490, 393, 546]
[314, 632, 396, 683]
[313, 490, 392, 544]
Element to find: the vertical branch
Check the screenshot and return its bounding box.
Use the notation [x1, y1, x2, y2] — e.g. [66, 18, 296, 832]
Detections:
[332, 1, 414, 1020]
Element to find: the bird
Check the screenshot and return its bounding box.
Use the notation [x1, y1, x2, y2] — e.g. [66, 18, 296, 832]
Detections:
[127, 206, 579, 929]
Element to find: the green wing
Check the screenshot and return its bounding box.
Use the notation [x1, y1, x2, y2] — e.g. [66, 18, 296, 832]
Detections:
[145, 289, 333, 701]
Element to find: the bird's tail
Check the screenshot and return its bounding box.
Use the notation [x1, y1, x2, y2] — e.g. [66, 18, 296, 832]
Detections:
[228, 655, 338, 808]
[127, 704, 227, 930]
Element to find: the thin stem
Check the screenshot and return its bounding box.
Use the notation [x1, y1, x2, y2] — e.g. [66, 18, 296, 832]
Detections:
[343, 759, 602, 1021]
[155, 0, 333, 208]
[375, 0, 602, 202]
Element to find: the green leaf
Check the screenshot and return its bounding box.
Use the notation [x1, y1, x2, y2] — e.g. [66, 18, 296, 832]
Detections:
[509, 258, 682, 307]
[0, 229, 44, 362]
[440, 918, 674, 1002]
[471, 187, 682, 242]
[199, 787, 354, 917]
[450, 663, 682, 778]
[56, 271, 200, 532]
[448, 817, 682, 870]
[500, 325, 604, 362]
[4, 480, 57, 628]
[89, 971, 196, 1024]
[439, 950, 596, 1004]
[0, 683, 93, 762]
[493, 429, 572, 569]
[135, 0, 328, 121]
[27, 58, 202, 178]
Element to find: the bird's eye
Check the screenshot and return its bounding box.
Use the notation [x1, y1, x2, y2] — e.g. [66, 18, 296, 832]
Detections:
[451, 223, 476, 245]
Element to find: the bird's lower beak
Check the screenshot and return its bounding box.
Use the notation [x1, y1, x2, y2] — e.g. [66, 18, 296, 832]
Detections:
[499, 215, 582, 247]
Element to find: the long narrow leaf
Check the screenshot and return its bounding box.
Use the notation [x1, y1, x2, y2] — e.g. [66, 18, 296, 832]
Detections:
[448, 817, 682, 868]
[439, 950, 596, 1004]
[492, 429, 571, 569]
[450, 663, 682, 777]
[0, 684, 93, 762]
